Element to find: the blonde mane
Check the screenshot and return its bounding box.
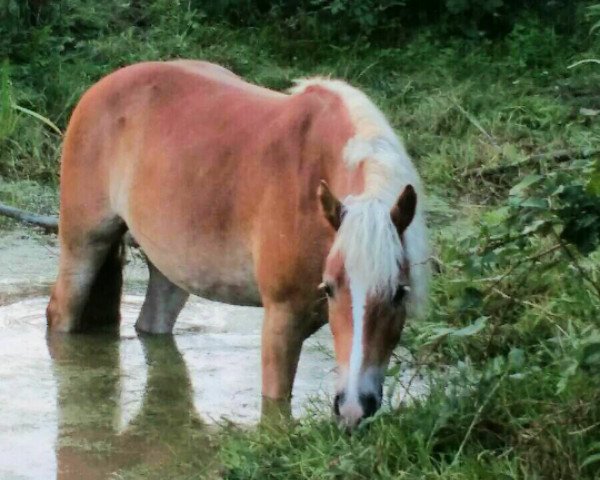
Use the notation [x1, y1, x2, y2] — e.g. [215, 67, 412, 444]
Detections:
[291, 78, 430, 317]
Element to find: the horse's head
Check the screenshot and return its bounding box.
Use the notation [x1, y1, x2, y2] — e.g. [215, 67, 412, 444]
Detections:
[318, 180, 418, 428]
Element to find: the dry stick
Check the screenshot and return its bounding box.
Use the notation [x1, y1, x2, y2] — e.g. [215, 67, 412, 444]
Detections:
[481, 244, 562, 299]
[568, 421, 600, 436]
[398, 334, 446, 406]
[448, 100, 600, 180]
[450, 99, 501, 150]
[450, 372, 506, 468]
[553, 232, 600, 301]
[483, 267, 530, 355]
[0, 203, 144, 248]
[491, 287, 561, 319]
[567, 59, 600, 69]
[481, 245, 562, 354]
[0, 202, 58, 233]
[465, 148, 600, 179]
[12, 104, 63, 137]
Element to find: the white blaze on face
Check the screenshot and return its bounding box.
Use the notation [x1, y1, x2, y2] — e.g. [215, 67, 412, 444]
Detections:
[343, 275, 367, 411]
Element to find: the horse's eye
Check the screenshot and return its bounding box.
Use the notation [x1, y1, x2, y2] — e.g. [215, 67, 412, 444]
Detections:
[319, 282, 334, 298]
[392, 285, 410, 306]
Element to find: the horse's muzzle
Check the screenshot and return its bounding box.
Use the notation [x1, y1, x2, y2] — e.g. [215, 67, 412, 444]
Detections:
[333, 391, 381, 428]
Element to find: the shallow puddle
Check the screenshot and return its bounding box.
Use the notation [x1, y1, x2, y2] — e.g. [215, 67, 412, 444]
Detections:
[1, 293, 426, 479]
[0, 295, 337, 479]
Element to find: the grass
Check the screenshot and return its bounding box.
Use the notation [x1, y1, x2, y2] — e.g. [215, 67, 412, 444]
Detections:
[1, 1, 600, 478]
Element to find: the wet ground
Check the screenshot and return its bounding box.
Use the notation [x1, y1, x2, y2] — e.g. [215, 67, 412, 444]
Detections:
[0, 229, 425, 479]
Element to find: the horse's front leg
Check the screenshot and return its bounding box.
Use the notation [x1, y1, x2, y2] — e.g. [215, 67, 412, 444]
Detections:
[260, 301, 311, 419]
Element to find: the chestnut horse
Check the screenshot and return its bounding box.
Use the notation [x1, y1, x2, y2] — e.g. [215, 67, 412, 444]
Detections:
[47, 61, 429, 427]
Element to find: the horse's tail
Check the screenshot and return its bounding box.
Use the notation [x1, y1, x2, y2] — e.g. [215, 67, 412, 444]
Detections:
[78, 236, 126, 331]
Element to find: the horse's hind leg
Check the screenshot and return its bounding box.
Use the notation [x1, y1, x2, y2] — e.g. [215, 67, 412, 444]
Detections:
[47, 220, 126, 333]
[135, 260, 189, 335]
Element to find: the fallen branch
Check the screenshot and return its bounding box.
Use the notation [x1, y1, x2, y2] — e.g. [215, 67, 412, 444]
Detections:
[491, 287, 562, 320]
[450, 99, 500, 150]
[567, 58, 600, 69]
[0, 202, 142, 248]
[0, 202, 58, 233]
[465, 148, 600, 179]
[450, 371, 506, 468]
[12, 104, 63, 137]
[553, 231, 600, 301]
[481, 244, 562, 298]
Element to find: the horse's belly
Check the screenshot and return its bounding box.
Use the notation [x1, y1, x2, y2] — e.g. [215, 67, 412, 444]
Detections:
[140, 238, 261, 307]
[183, 258, 261, 306]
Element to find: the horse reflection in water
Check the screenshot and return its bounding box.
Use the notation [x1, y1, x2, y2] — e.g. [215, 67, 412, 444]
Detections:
[47, 334, 212, 479]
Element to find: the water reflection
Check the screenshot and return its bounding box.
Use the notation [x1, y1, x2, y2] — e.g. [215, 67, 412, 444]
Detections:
[0, 296, 336, 479]
[48, 333, 209, 479]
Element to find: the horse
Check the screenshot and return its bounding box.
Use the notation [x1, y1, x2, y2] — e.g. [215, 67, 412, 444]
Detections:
[46, 60, 430, 428]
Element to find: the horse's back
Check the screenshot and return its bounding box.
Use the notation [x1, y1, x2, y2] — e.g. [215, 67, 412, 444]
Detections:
[64, 60, 284, 146]
[60, 60, 287, 216]
[77, 60, 284, 116]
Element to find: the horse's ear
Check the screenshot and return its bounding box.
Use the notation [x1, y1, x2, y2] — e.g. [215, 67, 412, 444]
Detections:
[391, 184, 417, 235]
[318, 180, 342, 231]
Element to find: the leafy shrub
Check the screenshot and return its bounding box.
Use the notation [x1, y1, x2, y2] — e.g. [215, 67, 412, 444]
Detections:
[194, 0, 581, 42]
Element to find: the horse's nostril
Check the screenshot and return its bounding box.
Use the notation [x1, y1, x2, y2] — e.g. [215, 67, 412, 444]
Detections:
[359, 393, 380, 418]
[333, 392, 344, 416]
